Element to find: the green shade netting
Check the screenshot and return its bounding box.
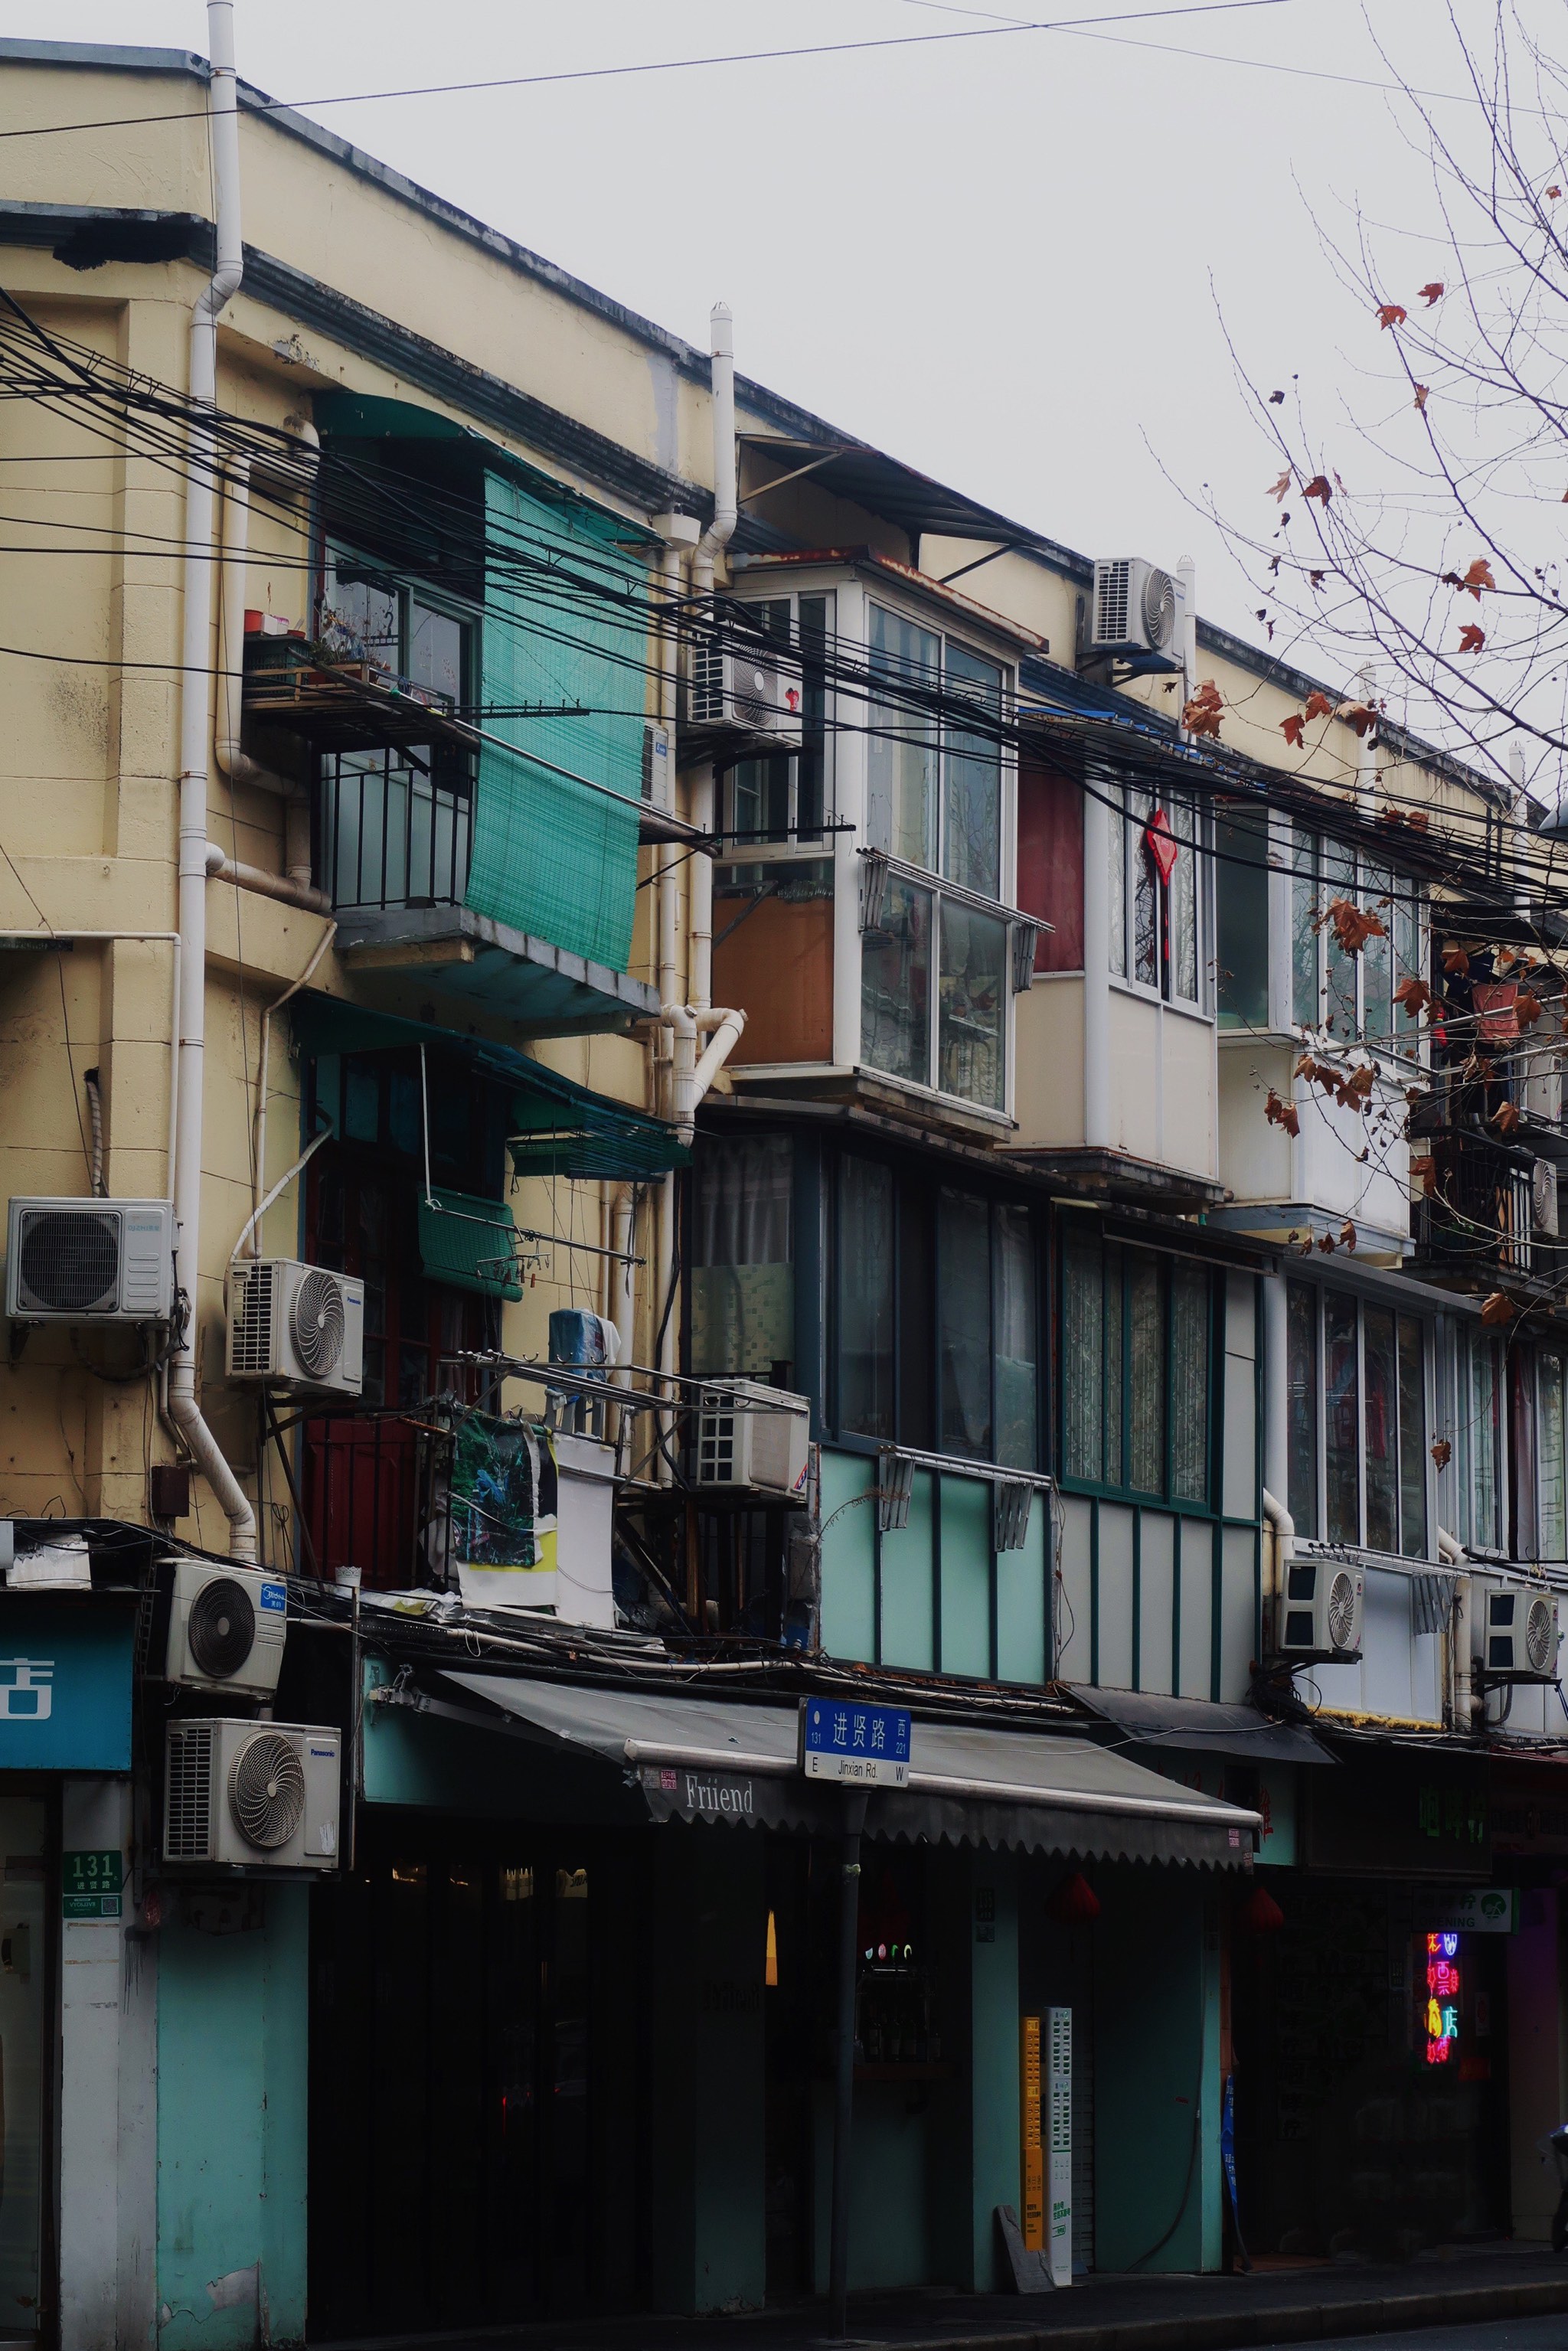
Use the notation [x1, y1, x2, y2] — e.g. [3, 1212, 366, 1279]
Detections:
[289, 994, 687, 1182]
[466, 471, 646, 972]
[416, 1187, 523, 1301]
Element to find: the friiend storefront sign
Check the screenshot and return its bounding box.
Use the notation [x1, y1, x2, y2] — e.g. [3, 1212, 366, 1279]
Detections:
[0, 1600, 132, 1771]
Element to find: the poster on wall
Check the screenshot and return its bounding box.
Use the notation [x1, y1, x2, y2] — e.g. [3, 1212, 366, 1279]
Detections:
[1047, 2006, 1073, 2288]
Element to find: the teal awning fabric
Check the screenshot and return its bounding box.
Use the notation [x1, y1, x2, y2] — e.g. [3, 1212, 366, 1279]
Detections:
[417, 1187, 523, 1301]
[465, 471, 646, 974]
[289, 994, 687, 1181]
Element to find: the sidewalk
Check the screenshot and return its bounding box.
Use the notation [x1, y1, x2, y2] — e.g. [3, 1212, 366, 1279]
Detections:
[316, 2242, 1568, 2351]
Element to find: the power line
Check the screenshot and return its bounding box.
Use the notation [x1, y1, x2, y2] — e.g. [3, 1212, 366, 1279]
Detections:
[0, 2, 1298, 145]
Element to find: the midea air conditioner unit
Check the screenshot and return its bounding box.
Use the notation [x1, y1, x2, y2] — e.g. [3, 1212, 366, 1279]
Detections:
[164, 1560, 288, 1700]
[1481, 1580, 1560, 1682]
[695, 1380, 811, 1501]
[1089, 558, 1186, 670]
[227, 1259, 364, 1396]
[642, 720, 673, 812]
[5, 1197, 174, 1324]
[688, 628, 804, 749]
[1273, 1552, 1364, 1664]
[163, 1719, 341, 1871]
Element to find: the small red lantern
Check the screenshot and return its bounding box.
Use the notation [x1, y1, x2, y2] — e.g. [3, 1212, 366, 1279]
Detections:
[1145, 808, 1180, 887]
[1047, 1870, 1102, 1925]
[1238, 1885, 1285, 1935]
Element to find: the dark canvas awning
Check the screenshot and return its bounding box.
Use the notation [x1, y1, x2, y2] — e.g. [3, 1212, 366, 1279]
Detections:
[1068, 1687, 1336, 1768]
[430, 1675, 1261, 1869]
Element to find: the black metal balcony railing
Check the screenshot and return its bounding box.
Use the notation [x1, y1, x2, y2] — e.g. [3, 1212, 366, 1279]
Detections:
[1414, 1125, 1534, 1277]
[318, 753, 471, 914]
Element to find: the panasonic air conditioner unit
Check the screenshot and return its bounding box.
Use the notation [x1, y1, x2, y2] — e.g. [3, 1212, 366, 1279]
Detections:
[1481, 1580, 1560, 1682]
[688, 627, 804, 748]
[5, 1197, 174, 1324]
[695, 1380, 811, 1502]
[1089, 558, 1186, 671]
[227, 1259, 364, 1396]
[163, 1719, 341, 1871]
[1274, 1551, 1364, 1663]
[164, 1561, 288, 1700]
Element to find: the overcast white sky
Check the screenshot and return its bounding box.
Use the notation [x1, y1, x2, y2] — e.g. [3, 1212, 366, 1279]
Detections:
[0, 2, 1503, 656]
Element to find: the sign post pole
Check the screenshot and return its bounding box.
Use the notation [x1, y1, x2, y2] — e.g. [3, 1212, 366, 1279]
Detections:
[801, 1696, 911, 2338]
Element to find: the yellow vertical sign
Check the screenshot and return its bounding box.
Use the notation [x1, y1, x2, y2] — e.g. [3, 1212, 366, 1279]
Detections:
[1019, 2013, 1044, 2250]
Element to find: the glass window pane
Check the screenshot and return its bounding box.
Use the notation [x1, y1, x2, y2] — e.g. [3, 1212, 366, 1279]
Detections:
[1128, 1252, 1165, 1493]
[1170, 799, 1199, 1004]
[939, 1190, 991, 1458]
[691, 1137, 795, 1384]
[1322, 841, 1357, 1043]
[1364, 1304, 1398, 1553]
[995, 1207, 1038, 1471]
[861, 874, 932, 1086]
[1398, 1314, 1427, 1559]
[1292, 828, 1319, 1029]
[1107, 776, 1127, 979]
[938, 903, 1004, 1109]
[797, 594, 830, 840]
[1472, 1338, 1498, 1549]
[1170, 1260, 1210, 1501]
[1364, 861, 1393, 1055]
[1062, 1226, 1102, 1481]
[897, 1177, 935, 1449]
[839, 1157, 894, 1438]
[321, 553, 398, 664]
[1395, 882, 1423, 1048]
[1217, 810, 1269, 1029]
[1324, 1291, 1361, 1545]
[867, 603, 939, 871]
[1105, 1242, 1125, 1487]
[1286, 1281, 1318, 1538]
[1131, 789, 1158, 990]
[407, 601, 464, 703]
[942, 642, 1002, 899]
[1541, 1353, 1566, 1561]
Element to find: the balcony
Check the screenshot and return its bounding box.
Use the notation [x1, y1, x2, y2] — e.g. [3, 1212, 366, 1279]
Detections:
[1413, 1123, 1534, 1281]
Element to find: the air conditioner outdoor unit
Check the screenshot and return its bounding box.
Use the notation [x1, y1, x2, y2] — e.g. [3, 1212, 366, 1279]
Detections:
[688, 627, 804, 748]
[163, 1719, 341, 1871]
[1089, 557, 1186, 670]
[1534, 1159, 1559, 1237]
[227, 1259, 364, 1396]
[695, 1380, 811, 1501]
[1273, 1550, 1364, 1663]
[5, 1197, 175, 1324]
[642, 720, 673, 811]
[1481, 1580, 1560, 1682]
[164, 1560, 288, 1700]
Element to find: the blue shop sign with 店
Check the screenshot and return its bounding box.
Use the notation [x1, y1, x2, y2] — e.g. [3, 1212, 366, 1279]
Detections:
[800, 1698, 911, 1785]
[0, 1600, 132, 1772]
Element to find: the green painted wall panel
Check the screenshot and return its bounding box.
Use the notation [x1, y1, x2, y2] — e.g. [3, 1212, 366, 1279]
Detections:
[1138, 1512, 1174, 1697]
[811, 2084, 931, 2291]
[939, 1474, 992, 1680]
[157, 1885, 309, 2349]
[994, 1497, 1047, 1686]
[1091, 1871, 1212, 2274]
[968, 1850, 1021, 2290]
[880, 1468, 936, 1671]
[819, 1450, 877, 1663]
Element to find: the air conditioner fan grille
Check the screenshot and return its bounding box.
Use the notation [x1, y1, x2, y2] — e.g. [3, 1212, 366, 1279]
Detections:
[291, 1270, 345, 1380]
[227, 1731, 305, 1850]
[1326, 1569, 1359, 1651]
[188, 1577, 256, 1679]
[17, 1209, 119, 1314]
[1526, 1593, 1557, 1675]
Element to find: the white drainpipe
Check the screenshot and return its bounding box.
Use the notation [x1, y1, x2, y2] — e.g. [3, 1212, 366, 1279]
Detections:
[170, 0, 255, 1561]
[689, 301, 737, 1012]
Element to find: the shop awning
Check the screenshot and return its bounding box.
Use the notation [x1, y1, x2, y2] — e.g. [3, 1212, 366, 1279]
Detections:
[1068, 1687, 1336, 1767]
[429, 1675, 1261, 1869]
[289, 992, 687, 1180]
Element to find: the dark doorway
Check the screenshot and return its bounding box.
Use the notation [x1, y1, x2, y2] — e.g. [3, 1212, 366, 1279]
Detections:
[309, 1814, 645, 2335]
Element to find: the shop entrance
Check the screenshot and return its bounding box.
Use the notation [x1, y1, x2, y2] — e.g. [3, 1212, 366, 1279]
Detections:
[308, 1816, 645, 2336]
[0, 1799, 47, 2344]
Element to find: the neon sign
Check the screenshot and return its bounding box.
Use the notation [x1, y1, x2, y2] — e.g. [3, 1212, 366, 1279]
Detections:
[1424, 1932, 1461, 2064]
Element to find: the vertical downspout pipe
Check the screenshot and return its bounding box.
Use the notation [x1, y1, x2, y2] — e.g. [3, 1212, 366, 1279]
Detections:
[690, 302, 737, 1011]
[169, 0, 256, 1562]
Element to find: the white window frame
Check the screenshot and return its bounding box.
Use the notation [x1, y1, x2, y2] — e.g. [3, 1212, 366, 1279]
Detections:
[1289, 823, 1427, 1073]
[1105, 772, 1214, 1020]
[1289, 1277, 1436, 1562]
[720, 588, 837, 869]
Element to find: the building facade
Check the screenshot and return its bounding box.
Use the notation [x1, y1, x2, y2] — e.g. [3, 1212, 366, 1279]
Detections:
[0, 21, 1564, 2351]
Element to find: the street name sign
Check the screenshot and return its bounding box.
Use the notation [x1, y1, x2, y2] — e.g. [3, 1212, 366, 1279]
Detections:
[799, 1697, 911, 1784]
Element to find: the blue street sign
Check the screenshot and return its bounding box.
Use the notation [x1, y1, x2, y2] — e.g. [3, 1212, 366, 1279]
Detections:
[800, 1698, 912, 1785]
